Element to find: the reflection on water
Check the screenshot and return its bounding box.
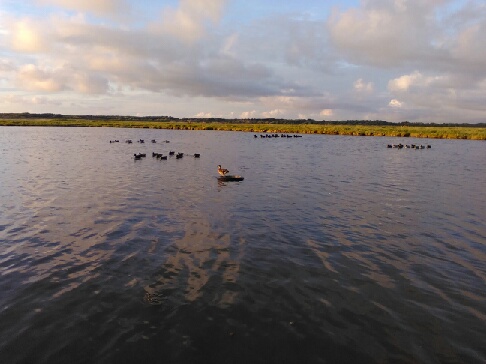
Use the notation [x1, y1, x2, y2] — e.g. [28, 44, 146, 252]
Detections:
[0, 127, 485, 363]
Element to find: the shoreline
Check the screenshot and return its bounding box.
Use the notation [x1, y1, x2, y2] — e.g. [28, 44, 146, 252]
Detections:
[1, 119, 485, 140]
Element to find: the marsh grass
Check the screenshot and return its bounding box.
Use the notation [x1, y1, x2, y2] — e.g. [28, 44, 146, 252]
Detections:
[1, 118, 485, 140]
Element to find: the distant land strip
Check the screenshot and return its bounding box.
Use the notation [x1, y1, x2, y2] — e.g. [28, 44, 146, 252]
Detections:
[1, 113, 485, 140]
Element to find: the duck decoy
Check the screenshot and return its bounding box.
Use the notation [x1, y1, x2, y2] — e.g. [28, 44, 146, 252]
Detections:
[217, 165, 229, 176]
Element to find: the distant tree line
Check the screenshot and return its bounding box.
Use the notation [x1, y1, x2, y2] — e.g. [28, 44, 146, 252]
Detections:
[1, 112, 484, 127]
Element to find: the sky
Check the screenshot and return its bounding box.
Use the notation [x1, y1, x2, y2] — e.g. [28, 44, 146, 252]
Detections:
[1, 0, 485, 123]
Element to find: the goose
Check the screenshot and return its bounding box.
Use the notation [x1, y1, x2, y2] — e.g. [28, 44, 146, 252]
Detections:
[218, 165, 229, 176]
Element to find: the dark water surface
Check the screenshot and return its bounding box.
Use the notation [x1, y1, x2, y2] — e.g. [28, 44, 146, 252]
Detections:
[1, 127, 485, 363]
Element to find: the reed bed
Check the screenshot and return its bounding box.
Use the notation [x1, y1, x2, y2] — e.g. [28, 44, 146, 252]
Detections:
[1, 118, 485, 140]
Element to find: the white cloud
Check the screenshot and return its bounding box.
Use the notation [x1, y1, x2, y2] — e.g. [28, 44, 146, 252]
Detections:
[389, 99, 403, 108]
[388, 71, 448, 92]
[354, 78, 373, 93]
[320, 109, 333, 117]
[240, 110, 257, 118]
[261, 109, 284, 118]
[388, 71, 424, 91]
[195, 111, 213, 118]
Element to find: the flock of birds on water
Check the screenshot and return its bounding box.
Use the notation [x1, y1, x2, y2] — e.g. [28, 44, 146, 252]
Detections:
[387, 143, 432, 149]
[254, 134, 303, 138]
[108, 138, 200, 160]
[109, 138, 241, 180]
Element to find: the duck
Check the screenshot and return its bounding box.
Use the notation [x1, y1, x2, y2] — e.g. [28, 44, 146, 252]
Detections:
[176, 152, 184, 159]
[218, 165, 229, 176]
[194, 153, 200, 158]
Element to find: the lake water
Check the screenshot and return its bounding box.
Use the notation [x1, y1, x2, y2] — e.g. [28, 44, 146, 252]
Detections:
[0, 126, 485, 364]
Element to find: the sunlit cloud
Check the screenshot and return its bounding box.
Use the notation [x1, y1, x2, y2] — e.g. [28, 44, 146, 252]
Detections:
[10, 19, 47, 52]
[240, 110, 257, 119]
[262, 109, 285, 118]
[389, 99, 403, 108]
[320, 109, 333, 117]
[157, 0, 227, 43]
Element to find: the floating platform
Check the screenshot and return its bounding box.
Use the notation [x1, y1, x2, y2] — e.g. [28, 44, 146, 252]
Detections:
[217, 175, 244, 182]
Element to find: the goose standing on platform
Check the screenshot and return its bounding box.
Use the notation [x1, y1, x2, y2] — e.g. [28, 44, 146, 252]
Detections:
[218, 165, 229, 176]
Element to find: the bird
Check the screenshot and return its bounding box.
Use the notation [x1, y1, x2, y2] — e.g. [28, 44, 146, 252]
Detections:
[218, 165, 229, 176]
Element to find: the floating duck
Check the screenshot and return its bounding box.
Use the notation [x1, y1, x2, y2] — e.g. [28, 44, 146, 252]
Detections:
[218, 165, 230, 176]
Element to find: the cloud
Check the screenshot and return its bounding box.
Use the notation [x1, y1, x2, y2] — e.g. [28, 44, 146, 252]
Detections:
[320, 109, 333, 117]
[16, 64, 63, 92]
[261, 109, 285, 118]
[389, 99, 403, 108]
[194, 111, 213, 118]
[354, 78, 373, 93]
[328, 0, 442, 67]
[240, 110, 257, 118]
[158, 0, 227, 43]
[15, 63, 108, 94]
[10, 19, 48, 52]
[36, 0, 130, 17]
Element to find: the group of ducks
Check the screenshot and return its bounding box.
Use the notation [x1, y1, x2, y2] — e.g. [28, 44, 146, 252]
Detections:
[387, 144, 432, 149]
[136, 139, 169, 144]
[134, 151, 200, 160]
[255, 134, 303, 138]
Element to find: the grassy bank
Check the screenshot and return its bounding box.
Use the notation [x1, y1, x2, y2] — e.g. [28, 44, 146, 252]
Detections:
[1, 118, 485, 140]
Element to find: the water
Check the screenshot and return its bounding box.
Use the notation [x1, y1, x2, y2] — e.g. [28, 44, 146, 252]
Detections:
[0, 126, 485, 364]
